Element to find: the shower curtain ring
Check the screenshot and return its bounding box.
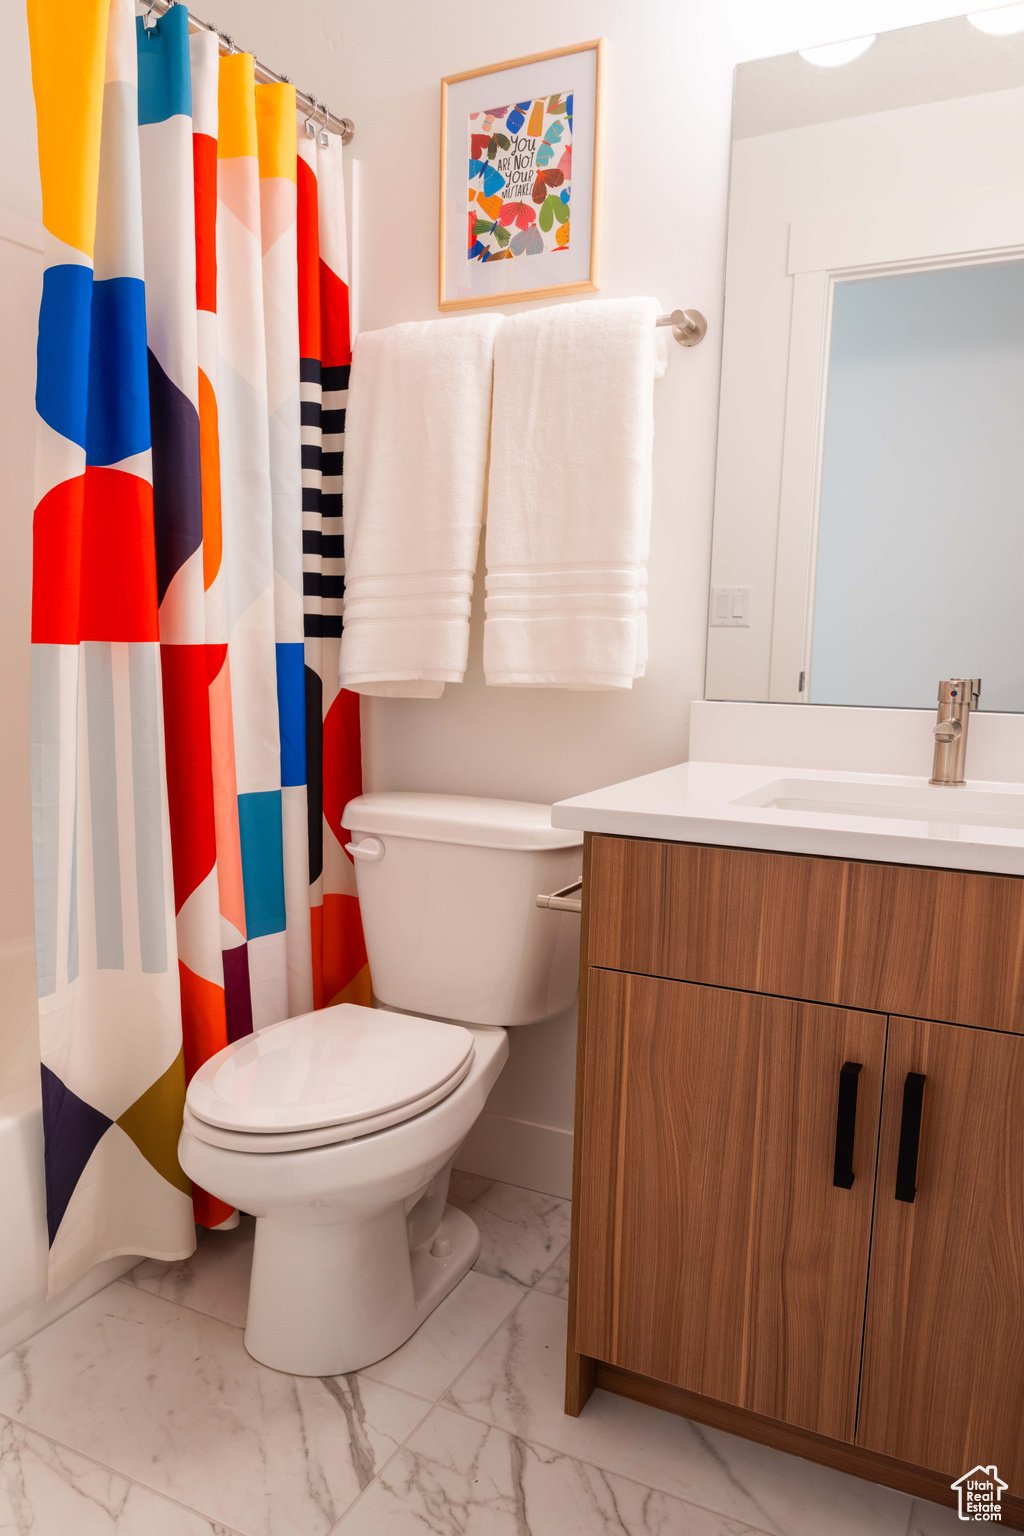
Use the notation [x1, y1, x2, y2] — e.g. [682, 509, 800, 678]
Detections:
[142, 0, 159, 32]
[317, 102, 331, 148]
[303, 97, 318, 138]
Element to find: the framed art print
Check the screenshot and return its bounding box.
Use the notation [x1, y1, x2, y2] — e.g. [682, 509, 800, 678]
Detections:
[439, 39, 605, 311]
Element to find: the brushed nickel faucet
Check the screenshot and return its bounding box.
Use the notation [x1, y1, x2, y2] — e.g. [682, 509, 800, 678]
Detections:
[930, 678, 981, 786]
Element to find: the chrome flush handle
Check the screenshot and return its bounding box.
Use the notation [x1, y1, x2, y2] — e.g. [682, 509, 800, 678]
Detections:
[345, 837, 385, 861]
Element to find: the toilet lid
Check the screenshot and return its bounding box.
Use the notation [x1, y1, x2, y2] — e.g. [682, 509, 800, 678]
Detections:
[186, 1003, 475, 1134]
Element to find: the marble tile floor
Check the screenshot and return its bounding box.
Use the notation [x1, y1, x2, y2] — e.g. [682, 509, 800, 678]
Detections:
[0, 1171, 964, 1536]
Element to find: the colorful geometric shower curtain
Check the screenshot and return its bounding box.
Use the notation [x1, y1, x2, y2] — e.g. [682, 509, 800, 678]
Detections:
[28, 0, 368, 1293]
[137, 5, 231, 1229]
[297, 109, 369, 1010]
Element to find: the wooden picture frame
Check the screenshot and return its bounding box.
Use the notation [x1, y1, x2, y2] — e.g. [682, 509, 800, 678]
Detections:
[438, 39, 606, 312]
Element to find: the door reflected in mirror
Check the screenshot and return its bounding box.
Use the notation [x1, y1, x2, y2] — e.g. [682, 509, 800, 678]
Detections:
[810, 259, 1024, 712]
[706, 15, 1024, 711]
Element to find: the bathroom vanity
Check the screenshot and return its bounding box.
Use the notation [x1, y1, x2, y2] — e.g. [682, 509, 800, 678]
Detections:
[571, 15, 1024, 1515]
[554, 747, 1024, 1527]
[547, 13, 1024, 1517]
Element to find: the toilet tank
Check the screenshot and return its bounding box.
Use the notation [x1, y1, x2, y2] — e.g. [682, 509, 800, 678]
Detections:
[343, 793, 584, 1027]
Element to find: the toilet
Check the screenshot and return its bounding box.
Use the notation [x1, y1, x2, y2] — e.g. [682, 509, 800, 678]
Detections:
[178, 793, 583, 1377]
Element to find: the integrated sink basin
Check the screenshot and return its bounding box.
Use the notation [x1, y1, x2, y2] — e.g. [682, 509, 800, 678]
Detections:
[730, 778, 1024, 831]
[553, 758, 1024, 879]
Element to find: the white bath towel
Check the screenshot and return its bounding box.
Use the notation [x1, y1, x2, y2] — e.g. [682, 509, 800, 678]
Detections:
[483, 297, 666, 689]
[339, 313, 501, 697]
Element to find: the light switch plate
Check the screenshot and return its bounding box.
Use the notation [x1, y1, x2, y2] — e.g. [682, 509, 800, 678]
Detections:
[709, 585, 751, 627]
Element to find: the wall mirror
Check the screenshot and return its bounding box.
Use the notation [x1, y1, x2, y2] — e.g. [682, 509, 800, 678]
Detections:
[706, 15, 1024, 712]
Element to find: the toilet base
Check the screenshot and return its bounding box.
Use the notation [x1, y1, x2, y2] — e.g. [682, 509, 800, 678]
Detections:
[408, 1204, 481, 1333]
[243, 1201, 481, 1377]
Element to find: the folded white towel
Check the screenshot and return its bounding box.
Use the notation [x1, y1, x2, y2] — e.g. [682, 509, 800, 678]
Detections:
[339, 313, 500, 697]
[483, 297, 666, 690]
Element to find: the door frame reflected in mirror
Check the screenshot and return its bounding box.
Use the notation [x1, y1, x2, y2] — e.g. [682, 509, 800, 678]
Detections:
[706, 14, 1024, 710]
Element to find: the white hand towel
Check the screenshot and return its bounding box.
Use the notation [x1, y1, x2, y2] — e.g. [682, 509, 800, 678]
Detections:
[339, 313, 501, 697]
[483, 297, 666, 690]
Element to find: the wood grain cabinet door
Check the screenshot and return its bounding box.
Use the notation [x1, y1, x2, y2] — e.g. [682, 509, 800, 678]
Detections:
[575, 968, 886, 1441]
[857, 1016, 1024, 1486]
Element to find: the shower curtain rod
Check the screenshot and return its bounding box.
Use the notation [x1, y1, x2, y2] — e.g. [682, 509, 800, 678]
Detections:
[141, 0, 355, 143]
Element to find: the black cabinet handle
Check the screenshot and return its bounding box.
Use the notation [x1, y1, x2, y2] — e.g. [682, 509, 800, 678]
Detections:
[895, 1072, 926, 1203]
[833, 1061, 862, 1188]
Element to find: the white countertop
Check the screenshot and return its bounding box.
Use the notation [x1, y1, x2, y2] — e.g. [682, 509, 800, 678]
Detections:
[551, 761, 1024, 878]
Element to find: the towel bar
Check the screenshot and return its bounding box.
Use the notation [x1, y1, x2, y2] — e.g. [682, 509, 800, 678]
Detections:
[657, 309, 707, 347]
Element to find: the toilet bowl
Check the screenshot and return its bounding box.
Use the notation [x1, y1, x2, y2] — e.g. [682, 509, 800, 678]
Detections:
[178, 793, 582, 1376]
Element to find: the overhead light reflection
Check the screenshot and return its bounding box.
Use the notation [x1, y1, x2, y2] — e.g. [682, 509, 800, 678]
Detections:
[798, 35, 877, 67]
[967, 5, 1024, 34]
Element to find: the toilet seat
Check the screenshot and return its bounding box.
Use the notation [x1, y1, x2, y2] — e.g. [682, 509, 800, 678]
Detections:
[185, 1003, 475, 1153]
[182, 1060, 474, 1153]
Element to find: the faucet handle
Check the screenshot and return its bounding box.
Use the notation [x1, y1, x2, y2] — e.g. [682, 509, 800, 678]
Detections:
[938, 678, 981, 710]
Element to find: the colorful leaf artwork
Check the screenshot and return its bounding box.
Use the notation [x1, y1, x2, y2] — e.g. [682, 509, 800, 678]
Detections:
[467, 92, 571, 262]
[467, 160, 506, 198]
[531, 167, 564, 204]
[505, 100, 532, 134]
[498, 199, 537, 230]
[535, 120, 564, 168]
[475, 218, 510, 248]
[538, 193, 570, 233]
[510, 225, 545, 257]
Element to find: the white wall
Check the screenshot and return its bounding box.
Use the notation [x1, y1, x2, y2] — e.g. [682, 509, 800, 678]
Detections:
[0, 216, 40, 967]
[2, 3, 42, 224]
[0, 0, 40, 1017]
[5, 0, 1020, 1191]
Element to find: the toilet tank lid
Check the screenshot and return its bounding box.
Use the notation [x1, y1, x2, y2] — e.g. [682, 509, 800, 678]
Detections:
[344, 793, 584, 851]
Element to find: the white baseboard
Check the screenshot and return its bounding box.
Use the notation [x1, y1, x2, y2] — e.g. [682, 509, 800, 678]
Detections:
[0, 1253, 137, 1359]
[454, 1109, 573, 1199]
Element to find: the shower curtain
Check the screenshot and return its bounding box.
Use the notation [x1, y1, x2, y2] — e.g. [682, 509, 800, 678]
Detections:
[28, 0, 369, 1292]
